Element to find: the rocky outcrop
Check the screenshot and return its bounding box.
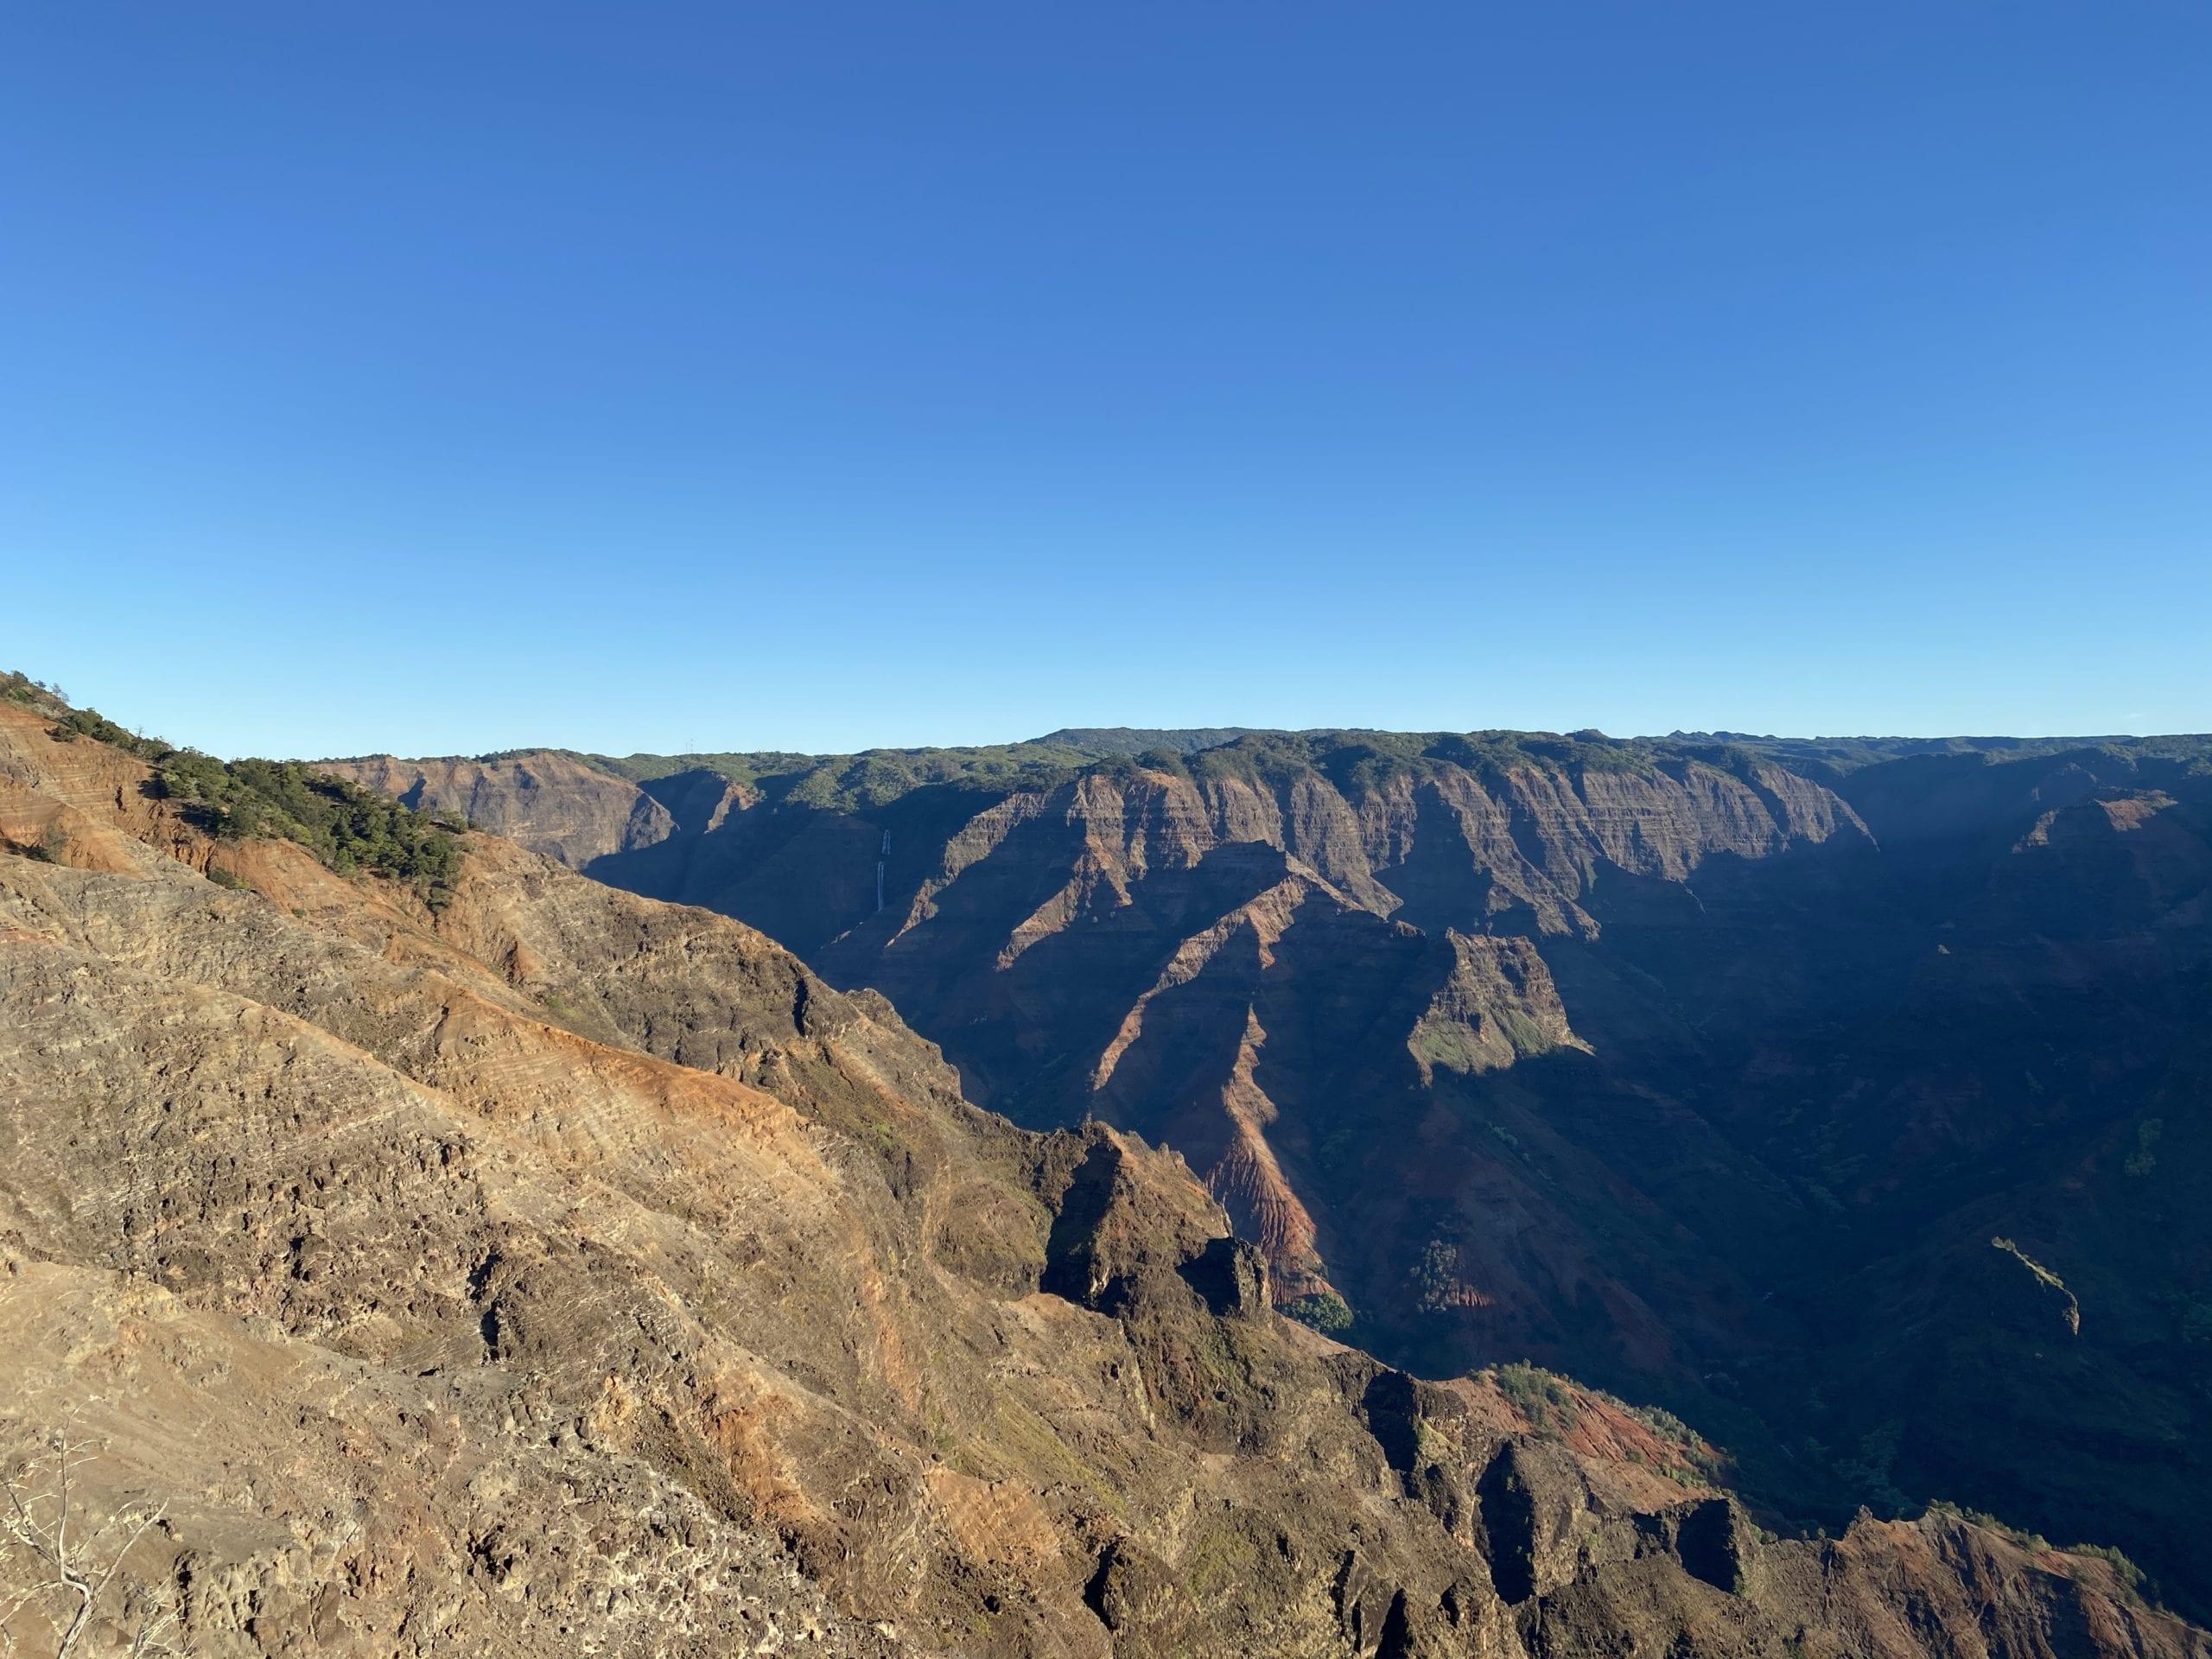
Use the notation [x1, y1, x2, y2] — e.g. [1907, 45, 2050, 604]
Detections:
[322, 748, 677, 868]
[1408, 932, 1587, 1083]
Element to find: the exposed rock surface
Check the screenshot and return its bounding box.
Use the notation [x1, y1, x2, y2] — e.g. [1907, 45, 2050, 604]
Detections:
[328, 741, 1859, 1306]
[328, 748, 689, 869]
[4, 701, 2202, 1655]
[325, 728, 2212, 1616]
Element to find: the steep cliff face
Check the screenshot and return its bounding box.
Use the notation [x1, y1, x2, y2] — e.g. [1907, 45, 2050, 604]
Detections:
[322, 728, 2212, 1617]
[327, 748, 683, 868]
[4, 697, 2202, 1657]
[326, 738, 1866, 1323]
[1409, 932, 1590, 1084]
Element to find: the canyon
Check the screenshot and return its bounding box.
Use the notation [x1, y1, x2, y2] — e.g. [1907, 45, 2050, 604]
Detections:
[324, 726, 2212, 1619]
[0, 677, 2201, 1653]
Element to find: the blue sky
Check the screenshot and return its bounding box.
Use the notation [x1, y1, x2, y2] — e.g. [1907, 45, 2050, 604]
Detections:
[3, 3, 2208, 757]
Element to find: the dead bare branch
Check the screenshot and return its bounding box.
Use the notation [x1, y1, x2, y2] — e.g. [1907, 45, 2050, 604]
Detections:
[0, 1428, 184, 1658]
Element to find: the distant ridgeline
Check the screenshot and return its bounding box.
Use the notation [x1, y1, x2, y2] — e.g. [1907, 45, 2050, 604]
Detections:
[588, 721, 2212, 813]
[581, 723, 1794, 816]
[1662, 727, 2212, 779]
[2, 671, 466, 903]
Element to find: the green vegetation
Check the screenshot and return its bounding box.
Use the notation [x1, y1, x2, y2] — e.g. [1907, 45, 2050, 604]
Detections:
[1281, 1290, 1354, 1333]
[1990, 1236, 2067, 1291]
[6, 670, 465, 905]
[1488, 1363, 1717, 1486]
[588, 740, 1101, 811]
[572, 723, 2212, 885]
[1283, 728, 1661, 798]
[1035, 726, 1262, 758]
[578, 719, 2208, 830]
[1, 671, 56, 707]
[1411, 1238, 1464, 1313]
[152, 753, 464, 898]
[1699, 729, 2212, 781]
[1924, 1498, 2051, 1548]
[1591, 1388, 1714, 1486]
[2124, 1118, 2163, 1179]
[1493, 1361, 1577, 1433]
[1832, 1420, 1910, 1514]
[1178, 1508, 1269, 1600]
[582, 723, 1774, 817]
[1622, 1399, 1697, 1444]
[2067, 1541, 2151, 1599]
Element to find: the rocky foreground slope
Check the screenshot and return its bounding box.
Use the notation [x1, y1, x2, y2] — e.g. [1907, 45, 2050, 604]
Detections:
[324, 728, 2212, 1618]
[0, 695, 2198, 1656]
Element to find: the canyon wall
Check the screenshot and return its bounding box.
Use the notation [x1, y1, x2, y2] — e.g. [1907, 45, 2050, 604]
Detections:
[324, 728, 2212, 1614]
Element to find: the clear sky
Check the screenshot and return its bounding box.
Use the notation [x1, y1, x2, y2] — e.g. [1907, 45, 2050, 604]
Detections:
[3, 3, 2208, 758]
